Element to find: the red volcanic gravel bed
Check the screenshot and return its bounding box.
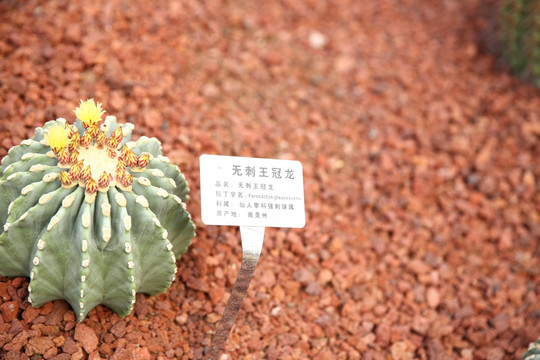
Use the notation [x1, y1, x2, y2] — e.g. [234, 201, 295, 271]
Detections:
[1, 0, 540, 359]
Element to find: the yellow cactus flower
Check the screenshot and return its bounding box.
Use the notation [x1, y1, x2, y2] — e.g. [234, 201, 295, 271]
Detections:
[44, 125, 69, 153]
[74, 99, 105, 127]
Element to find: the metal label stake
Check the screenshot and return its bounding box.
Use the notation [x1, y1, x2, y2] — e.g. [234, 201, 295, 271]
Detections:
[203, 226, 265, 360]
[199, 155, 305, 360]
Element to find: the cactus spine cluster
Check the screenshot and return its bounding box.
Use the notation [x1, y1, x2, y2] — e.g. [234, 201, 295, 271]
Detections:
[0, 99, 195, 321]
[500, 0, 540, 85]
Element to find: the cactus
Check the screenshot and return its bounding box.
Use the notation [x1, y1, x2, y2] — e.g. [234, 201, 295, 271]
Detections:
[523, 337, 540, 360]
[500, 0, 540, 85]
[0, 99, 195, 321]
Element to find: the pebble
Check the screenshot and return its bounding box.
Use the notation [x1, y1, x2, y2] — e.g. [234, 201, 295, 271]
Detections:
[201, 83, 220, 99]
[74, 324, 98, 354]
[407, 259, 431, 276]
[308, 31, 328, 49]
[412, 316, 431, 336]
[206, 313, 221, 323]
[1, 301, 20, 322]
[489, 313, 510, 334]
[277, 333, 299, 347]
[45, 301, 69, 325]
[391, 341, 414, 360]
[426, 339, 453, 360]
[133, 347, 151, 360]
[292, 268, 315, 285]
[21, 306, 40, 323]
[208, 286, 225, 305]
[110, 321, 127, 338]
[0, 282, 10, 301]
[304, 282, 322, 296]
[9, 77, 27, 95]
[318, 269, 333, 285]
[426, 287, 440, 308]
[375, 323, 391, 347]
[186, 277, 210, 292]
[3, 330, 29, 351]
[25, 336, 55, 355]
[258, 269, 277, 288]
[62, 338, 79, 354]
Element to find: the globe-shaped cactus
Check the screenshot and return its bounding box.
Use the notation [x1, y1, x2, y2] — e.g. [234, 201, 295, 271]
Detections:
[500, 0, 540, 86]
[0, 99, 195, 321]
[523, 337, 540, 360]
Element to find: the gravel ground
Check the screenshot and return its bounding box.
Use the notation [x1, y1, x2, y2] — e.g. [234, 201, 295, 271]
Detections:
[1, 0, 540, 359]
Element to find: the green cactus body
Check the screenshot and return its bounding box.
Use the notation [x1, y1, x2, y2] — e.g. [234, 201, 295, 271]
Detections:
[523, 338, 540, 360]
[500, 0, 540, 85]
[0, 100, 195, 321]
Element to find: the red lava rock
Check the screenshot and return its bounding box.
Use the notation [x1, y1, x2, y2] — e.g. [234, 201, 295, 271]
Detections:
[375, 322, 391, 347]
[52, 336, 65, 348]
[205, 312, 220, 323]
[21, 306, 40, 323]
[9, 320, 24, 334]
[43, 346, 58, 359]
[133, 347, 151, 360]
[64, 23, 82, 44]
[25, 336, 55, 356]
[208, 286, 225, 305]
[154, 300, 170, 311]
[0, 333, 12, 348]
[314, 314, 331, 327]
[3, 351, 30, 360]
[186, 277, 209, 292]
[142, 108, 162, 129]
[39, 302, 54, 316]
[9, 77, 27, 95]
[407, 259, 431, 276]
[498, 227, 513, 250]
[277, 333, 299, 347]
[475, 139, 496, 171]
[49, 354, 70, 360]
[74, 324, 99, 354]
[71, 347, 85, 360]
[327, 237, 344, 254]
[133, 294, 148, 319]
[412, 316, 431, 336]
[258, 269, 276, 288]
[305, 282, 322, 296]
[485, 347, 505, 360]
[490, 313, 510, 333]
[110, 321, 127, 338]
[201, 83, 220, 98]
[3, 330, 29, 351]
[109, 91, 126, 112]
[426, 287, 440, 308]
[87, 351, 101, 360]
[426, 339, 453, 360]
[390, 341, 414, 360]
[318, 269, 333, 285]
[61, 338, 79, 354]
[45, 301, 69, 325]
[1, 301, 20, 322]
[292, 268, 315, 285]
[110, 348, 132, 360]
[0, 282, 10, 301]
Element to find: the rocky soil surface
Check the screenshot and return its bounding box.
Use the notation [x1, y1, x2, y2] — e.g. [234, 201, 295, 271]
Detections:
[1, 0, 540, 359]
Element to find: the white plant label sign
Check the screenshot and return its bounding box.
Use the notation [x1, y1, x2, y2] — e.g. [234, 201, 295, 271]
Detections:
[200, 154, 305, 228]
[200, 154, 305, 359]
